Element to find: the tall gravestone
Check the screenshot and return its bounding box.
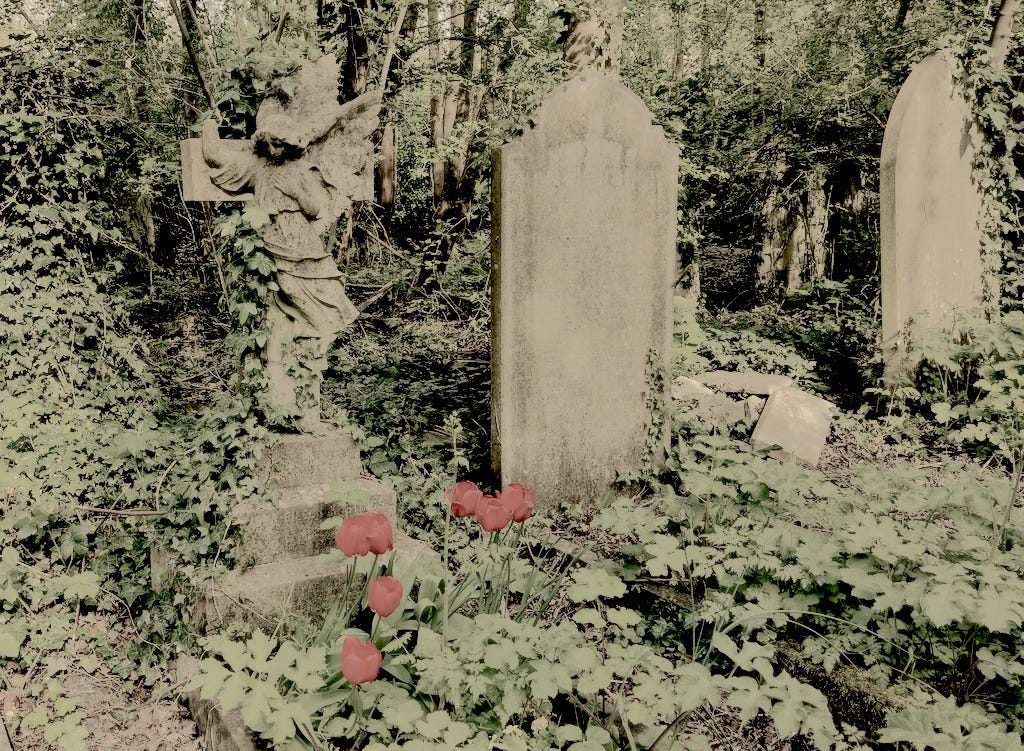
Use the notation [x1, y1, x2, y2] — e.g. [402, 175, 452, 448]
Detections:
[880, 49, 989, 382]
[491, 72, 677, 507]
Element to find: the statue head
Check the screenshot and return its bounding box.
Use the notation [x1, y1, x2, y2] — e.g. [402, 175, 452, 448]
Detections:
[254, 113, 305, 162]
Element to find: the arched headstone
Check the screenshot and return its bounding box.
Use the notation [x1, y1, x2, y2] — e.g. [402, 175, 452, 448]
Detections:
[880, 50, 989, 382]
[490, 72, 677, 506]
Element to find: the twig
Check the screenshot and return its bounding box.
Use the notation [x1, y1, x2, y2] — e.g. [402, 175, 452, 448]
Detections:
[273, 10, 289, 43]
[16, 4, 40, 33]
[0, 706, 15, 751]
[74, 505, 166, 517]
[182, 0, 216, 65]
[356, 281, 396, 312]
[154, 459, 179, 511]
[169, 0, 220, 116]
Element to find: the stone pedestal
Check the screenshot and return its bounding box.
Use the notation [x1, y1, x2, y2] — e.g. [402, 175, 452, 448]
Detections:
[198, 428, 432, 630]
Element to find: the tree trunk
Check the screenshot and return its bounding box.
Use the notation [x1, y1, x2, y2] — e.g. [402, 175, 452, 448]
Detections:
[342, 0, 371, 100]
[759, 166, 832, 291]
[376, 3, 419, 211]
[990, 0, 1021, 71]
[895, 0, 912, 30]
[671, 1, 689, 78]
[417, 0, 481, 291]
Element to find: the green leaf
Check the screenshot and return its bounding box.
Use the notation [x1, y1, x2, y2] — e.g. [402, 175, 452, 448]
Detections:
[567, 567, 626, 602]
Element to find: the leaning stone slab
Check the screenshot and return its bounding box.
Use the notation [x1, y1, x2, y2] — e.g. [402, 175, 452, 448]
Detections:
[491, 71, 677, 506]
[880, 49, 990, 382]
[694, 370, 794, 395]
[750, 387, 833, 467]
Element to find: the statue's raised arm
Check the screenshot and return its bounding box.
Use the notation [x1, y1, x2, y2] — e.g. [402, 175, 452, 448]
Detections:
[201, 119, 259, 195]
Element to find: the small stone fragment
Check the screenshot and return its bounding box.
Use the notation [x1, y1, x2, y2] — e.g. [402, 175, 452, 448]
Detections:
[672, 375, 715, 401]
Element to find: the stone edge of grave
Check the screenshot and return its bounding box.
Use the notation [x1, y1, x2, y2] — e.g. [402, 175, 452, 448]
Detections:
[201, 532, 435, 631]
[180, 533, 439, 747]
[231, 478, 398, 566]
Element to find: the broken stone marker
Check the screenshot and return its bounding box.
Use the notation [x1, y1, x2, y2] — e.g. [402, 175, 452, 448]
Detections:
[750, 387, 833, 467]
[744, 395, 766, 422]
[694, 370, 794, 395]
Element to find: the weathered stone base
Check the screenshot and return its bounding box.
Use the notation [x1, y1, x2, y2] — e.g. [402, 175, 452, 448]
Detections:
[200, 533, 434, 630]
[173, 426, 437, 748]
[232, 479, 397, 566]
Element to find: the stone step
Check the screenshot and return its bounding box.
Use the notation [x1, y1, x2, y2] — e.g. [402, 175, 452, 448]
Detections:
[260, 431, 362, 488]
[232, 479, 397, 567]
[201, 533, 436, 630]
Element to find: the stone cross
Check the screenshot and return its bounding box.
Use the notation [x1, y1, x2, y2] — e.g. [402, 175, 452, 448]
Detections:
[880, 49, 993, 383]
[490, 71, 677, 507]
[180, 55, 381, 432]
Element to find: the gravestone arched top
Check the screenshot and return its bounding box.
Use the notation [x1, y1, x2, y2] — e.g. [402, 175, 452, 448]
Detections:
[881, 49, 972, 177]
[502, 71, 674, 158]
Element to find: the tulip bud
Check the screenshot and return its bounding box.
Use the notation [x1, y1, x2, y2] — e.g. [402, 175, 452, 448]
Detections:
[368, 575, 403, 617]
[341, 636, 382, 686]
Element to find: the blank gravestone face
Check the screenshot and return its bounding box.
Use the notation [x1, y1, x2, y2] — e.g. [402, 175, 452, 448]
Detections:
[491, 72, 677, 507]
[880, 50, 987, 382]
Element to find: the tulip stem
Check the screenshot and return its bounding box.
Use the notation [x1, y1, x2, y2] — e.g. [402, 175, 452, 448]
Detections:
[443, 491, 450, 646]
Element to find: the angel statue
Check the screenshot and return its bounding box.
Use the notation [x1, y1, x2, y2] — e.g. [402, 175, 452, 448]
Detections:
[198, 55, 381, 433]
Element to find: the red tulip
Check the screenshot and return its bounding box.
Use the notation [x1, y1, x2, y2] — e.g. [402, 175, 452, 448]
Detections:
[368, 575, 403, 617]
[335, 515, 372, 556]
[446, 480, 484, 518]
[476, 494, 512, 532]
[341, 636, 382, 686]
[498, 483, 535, 523]
[364, 513, 394, 555]
[335, 513, 393, 556]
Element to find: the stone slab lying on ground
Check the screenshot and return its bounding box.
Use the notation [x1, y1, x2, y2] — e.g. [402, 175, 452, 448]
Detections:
[693, 370, 794, 395]
[673, 389, 747, 427]
[750, 386, 834, 467]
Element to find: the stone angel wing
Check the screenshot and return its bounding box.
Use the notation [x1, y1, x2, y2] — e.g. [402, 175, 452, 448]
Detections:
[303, 89, 383, 227]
